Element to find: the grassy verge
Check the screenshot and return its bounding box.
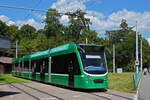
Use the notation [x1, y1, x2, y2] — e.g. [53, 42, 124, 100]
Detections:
[0, 74, 32, 84]
[108, 72, 135, 94]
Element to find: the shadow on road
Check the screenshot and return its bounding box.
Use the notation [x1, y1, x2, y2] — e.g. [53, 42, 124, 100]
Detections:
[0, 91, 20, 97]
[46, 82, 108, 93]
[71, 88, 108, 93]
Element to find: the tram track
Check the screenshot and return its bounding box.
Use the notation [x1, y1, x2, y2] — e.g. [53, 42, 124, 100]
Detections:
[9, 83, 64, 100]
[19, 83, 131, 100]
[104, 91, 133, 100]
[89, 91, 133, 100]
[8, 82, 133, 100]
[90, 93, 111, 100]
[21, 83, 64, 100]
[10, 83, 111, 100]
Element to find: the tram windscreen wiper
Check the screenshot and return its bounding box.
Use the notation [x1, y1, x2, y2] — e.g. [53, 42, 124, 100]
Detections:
[85, 66, 105, 71]
[78, 47, 86, 59]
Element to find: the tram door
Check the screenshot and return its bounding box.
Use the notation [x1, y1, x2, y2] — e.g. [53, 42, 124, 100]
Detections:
[19, 62, 21, 77]
[68, 58, 74, 88]
[40, 59, 48, 82]
[32, 62, 36, 80]
[40, 60, 45, 82]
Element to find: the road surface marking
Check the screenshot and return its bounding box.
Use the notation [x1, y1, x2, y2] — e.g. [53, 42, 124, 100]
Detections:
[72, 95, 81, 97]
[40, 97, 57, 100]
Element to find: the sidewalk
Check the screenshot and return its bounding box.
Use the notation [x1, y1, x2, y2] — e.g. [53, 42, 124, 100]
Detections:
[138, 72, 150, 100]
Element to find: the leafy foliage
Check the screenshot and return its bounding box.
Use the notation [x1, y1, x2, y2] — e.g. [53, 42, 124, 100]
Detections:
[67, 9, 91, 42]
[106, 19, 150, 72]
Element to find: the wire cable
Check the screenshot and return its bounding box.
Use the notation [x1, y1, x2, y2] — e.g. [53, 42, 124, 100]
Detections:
[0, 5, 83, 16]
[0, 5, 64, 14]
[24, 0, 42, 20]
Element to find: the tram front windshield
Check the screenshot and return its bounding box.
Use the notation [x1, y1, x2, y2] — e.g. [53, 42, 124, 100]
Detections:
[78, 46, 107, 74]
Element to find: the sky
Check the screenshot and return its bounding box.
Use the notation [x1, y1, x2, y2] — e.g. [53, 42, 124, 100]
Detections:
[0, 0, 150, 43]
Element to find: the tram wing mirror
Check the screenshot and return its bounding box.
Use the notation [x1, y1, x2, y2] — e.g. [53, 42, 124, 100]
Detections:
[78, 47, 86, 59]
[83, 53, 86, 59]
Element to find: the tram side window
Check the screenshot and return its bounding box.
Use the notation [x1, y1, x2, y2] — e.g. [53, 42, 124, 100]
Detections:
[20, 62, 22, 71]
[31, 60, 36, 72]
[36, 60, 43, 73]
[15, 63, 19, 72]
[22, 63, 24, 71]
[24, 61, 29, 72]
[31, 59, 48, 73]
[12, 64, 15, 71]
[51, 53, 81, 75]
[43, 58, 49, 73]
[52, 54, 67, 74]
[65, 53, 81, 75]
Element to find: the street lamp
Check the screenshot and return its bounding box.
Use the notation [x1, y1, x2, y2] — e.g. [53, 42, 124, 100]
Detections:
[113, 44, 115, 73]
[140, 33, 143, 71]
[135, 21, 139, 73]
[112, 38, 124, 73]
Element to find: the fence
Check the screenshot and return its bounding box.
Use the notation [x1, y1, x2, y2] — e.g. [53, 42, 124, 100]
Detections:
[133, 71, 142, 90]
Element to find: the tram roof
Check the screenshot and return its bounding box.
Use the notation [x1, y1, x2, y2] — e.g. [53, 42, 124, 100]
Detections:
[30, 50, 50, 60]
[12, 58, 23, 63]
[50, 43, 77, 56]
[23, 55, 31, 61]
[77, 44, 104, 47]
[12, 43, 105, 62]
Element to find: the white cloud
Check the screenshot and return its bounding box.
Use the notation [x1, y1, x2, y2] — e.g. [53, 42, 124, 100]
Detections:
[147, 38, 150, 45]
[50, 0, 150, 35]
[59, 15, 69, 25]
[2, 0, 150, 39]
[85, 9, 150, 34]
[34, 13, 46, 20]
[51, 0, 88, 13]
[0, 15, 9, 22]
[16, 18, 44, 29]
[87, 11, 105, 20]
[85, 15, 107, 33]
[7, 21, 15, 26]
[0, 14, 44, 30]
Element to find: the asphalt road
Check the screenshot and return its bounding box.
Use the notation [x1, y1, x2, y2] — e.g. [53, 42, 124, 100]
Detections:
[138, 72, 150, 100]
[0, 82, 134, 100]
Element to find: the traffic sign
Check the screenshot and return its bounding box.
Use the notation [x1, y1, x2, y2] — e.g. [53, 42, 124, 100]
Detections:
[135, 61, 139, 65]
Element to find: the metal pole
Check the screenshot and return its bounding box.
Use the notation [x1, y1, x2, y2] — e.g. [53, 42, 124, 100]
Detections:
[16, 41, 18, 58]
[86, 38, 88, 44]
[113, 44, 115, 73]
[140, 37, 142, 71]
[136, 21, 139, 73]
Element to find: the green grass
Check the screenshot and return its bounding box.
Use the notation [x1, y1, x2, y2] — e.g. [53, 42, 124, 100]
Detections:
[108, 72, 135, 94]
[1, 73, 135, 94]
[0, 74, 32, 84]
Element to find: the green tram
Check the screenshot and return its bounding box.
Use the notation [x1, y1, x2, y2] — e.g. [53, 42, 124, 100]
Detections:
[12, 43, 108, 89]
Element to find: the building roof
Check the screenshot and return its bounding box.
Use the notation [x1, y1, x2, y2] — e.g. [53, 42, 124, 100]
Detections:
[0, 37, 11, 51]
[0, 57, 13, 64]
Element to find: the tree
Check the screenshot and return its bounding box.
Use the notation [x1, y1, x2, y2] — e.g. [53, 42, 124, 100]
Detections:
[20, 24, 36, 39]
[105, 19, 150, 72]
[67, 9, 92, 42]
[7, 25, 20, 43]
[105, 19, 136, 71]
[44, 9, 62, 38]
[0, 20, 9, 37]
[120, 19, 128, 30]
[79, 29, 102, 44]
